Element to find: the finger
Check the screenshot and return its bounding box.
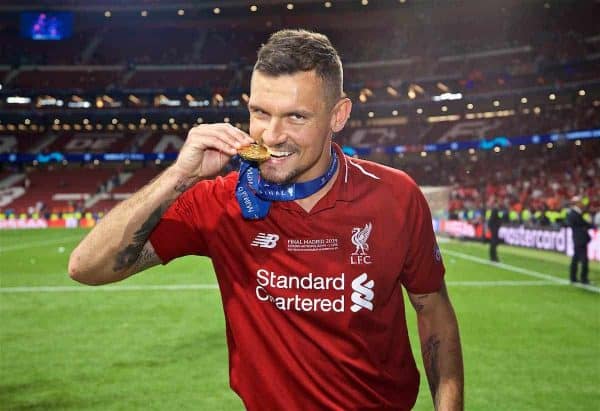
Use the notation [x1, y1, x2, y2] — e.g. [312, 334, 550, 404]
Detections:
[187, 126, 240, 153]
[217, 123, 254, 146]
[190, 123, 252, 146]
[199, 134, 239, 156]
[197, 123, 248, 149]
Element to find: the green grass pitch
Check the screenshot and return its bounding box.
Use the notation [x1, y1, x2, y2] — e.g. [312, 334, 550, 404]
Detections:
[1, 228, 599, 410]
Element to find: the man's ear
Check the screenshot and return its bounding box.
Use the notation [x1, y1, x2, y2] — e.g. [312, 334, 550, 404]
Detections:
[330, 98, 352, 133]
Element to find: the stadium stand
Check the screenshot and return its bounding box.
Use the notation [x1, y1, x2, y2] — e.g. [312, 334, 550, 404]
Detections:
[125, 68, 234, 90]
[11, 68, 123, 90]
[0, 0, 598, 223]
[111, 167, 161, 194]
[0, 132, 48, 153]
[4, 167, 115, 214]
[44, 132, 134, 153]
[409, 142, 600, 225]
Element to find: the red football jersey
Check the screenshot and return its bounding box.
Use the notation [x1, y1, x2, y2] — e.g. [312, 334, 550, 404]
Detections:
[150, 144, 445, 410]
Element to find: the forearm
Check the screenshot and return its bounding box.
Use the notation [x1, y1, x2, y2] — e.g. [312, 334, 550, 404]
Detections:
[418, 306, 464, 410]
[68, 166, 198, 285]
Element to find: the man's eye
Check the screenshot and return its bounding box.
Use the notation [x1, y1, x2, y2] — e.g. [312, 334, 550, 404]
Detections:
[290, 113, 305, 121]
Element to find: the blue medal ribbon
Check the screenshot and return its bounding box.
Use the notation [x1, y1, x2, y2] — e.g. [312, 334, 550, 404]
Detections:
[235, 149, 338, 220]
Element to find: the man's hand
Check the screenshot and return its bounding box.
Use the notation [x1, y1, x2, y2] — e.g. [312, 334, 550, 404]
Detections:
[69, 123, 254, 285]
[172, 123, 254, 180]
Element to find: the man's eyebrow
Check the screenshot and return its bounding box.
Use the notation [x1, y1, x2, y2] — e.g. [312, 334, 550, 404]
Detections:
[285, 109, 313, 117]
[248, 104, 266, 112]
[248, 104, 314, 118]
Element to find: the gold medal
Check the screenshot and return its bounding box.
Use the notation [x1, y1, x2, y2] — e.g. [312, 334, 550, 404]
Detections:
[238, 143, 271, 162]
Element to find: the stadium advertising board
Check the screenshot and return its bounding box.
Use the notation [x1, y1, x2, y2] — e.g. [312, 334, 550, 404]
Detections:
[0, 217, 95, 230]
[499, 225, 600, 262]
[499, 225, 567, 253]
[437, 219, 482, 238]
[0, 218, 48, 229]
[435, 219, 600, 262]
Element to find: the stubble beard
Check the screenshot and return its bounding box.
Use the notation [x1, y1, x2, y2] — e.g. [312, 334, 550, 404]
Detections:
[259, 163, 303, 185]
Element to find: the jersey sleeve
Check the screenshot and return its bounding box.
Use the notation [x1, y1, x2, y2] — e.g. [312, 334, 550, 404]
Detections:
[149, 181, 213, 264]
[400, 184, 445, 294]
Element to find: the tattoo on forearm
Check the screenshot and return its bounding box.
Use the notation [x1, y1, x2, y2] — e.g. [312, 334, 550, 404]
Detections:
[130, 243, 157, 272]
[113, 205, 165, 272]
[410, 284, 450, 314]
[413, 295, 429, 312]
[423, 334, 441, 406]
[174, 176, 199, 193]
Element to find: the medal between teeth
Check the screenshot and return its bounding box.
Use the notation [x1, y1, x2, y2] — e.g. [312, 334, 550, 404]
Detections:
[238, 143, 271, 162]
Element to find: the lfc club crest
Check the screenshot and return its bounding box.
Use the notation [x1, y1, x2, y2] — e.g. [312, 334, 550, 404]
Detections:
[351, 222, 373, 265]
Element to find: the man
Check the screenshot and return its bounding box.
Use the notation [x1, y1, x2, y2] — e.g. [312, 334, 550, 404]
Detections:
[487, 200, 502, 262]
[69, 29, 463, 410]
[567, 196, 594, 284]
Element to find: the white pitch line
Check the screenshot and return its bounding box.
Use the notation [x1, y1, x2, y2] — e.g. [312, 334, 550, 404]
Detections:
[0, 280, 570, 293]
[0, 234, 83, 253]
[2, 249, 599, 294]
[443, 249, 600, 294]
[448, 280, 562, 287]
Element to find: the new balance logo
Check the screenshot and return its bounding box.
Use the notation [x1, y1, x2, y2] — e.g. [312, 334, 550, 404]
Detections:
[350, 273, 375, 312]
[251, 233, 280, 249]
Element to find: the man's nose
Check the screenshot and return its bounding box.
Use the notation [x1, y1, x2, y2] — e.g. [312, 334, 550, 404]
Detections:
[261, 118, 287, 146]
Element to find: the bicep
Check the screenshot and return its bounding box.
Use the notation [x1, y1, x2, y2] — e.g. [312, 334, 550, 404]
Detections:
[123, 241, 163, 278]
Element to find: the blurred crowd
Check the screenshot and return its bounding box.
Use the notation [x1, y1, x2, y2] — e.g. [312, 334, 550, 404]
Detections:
[445, 145, 599, 227]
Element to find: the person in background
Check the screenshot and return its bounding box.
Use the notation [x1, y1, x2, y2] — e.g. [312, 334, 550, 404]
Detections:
[594, 209, 600, 228]
[567, 196, 594, 284]
[487, 199, 502, 262]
